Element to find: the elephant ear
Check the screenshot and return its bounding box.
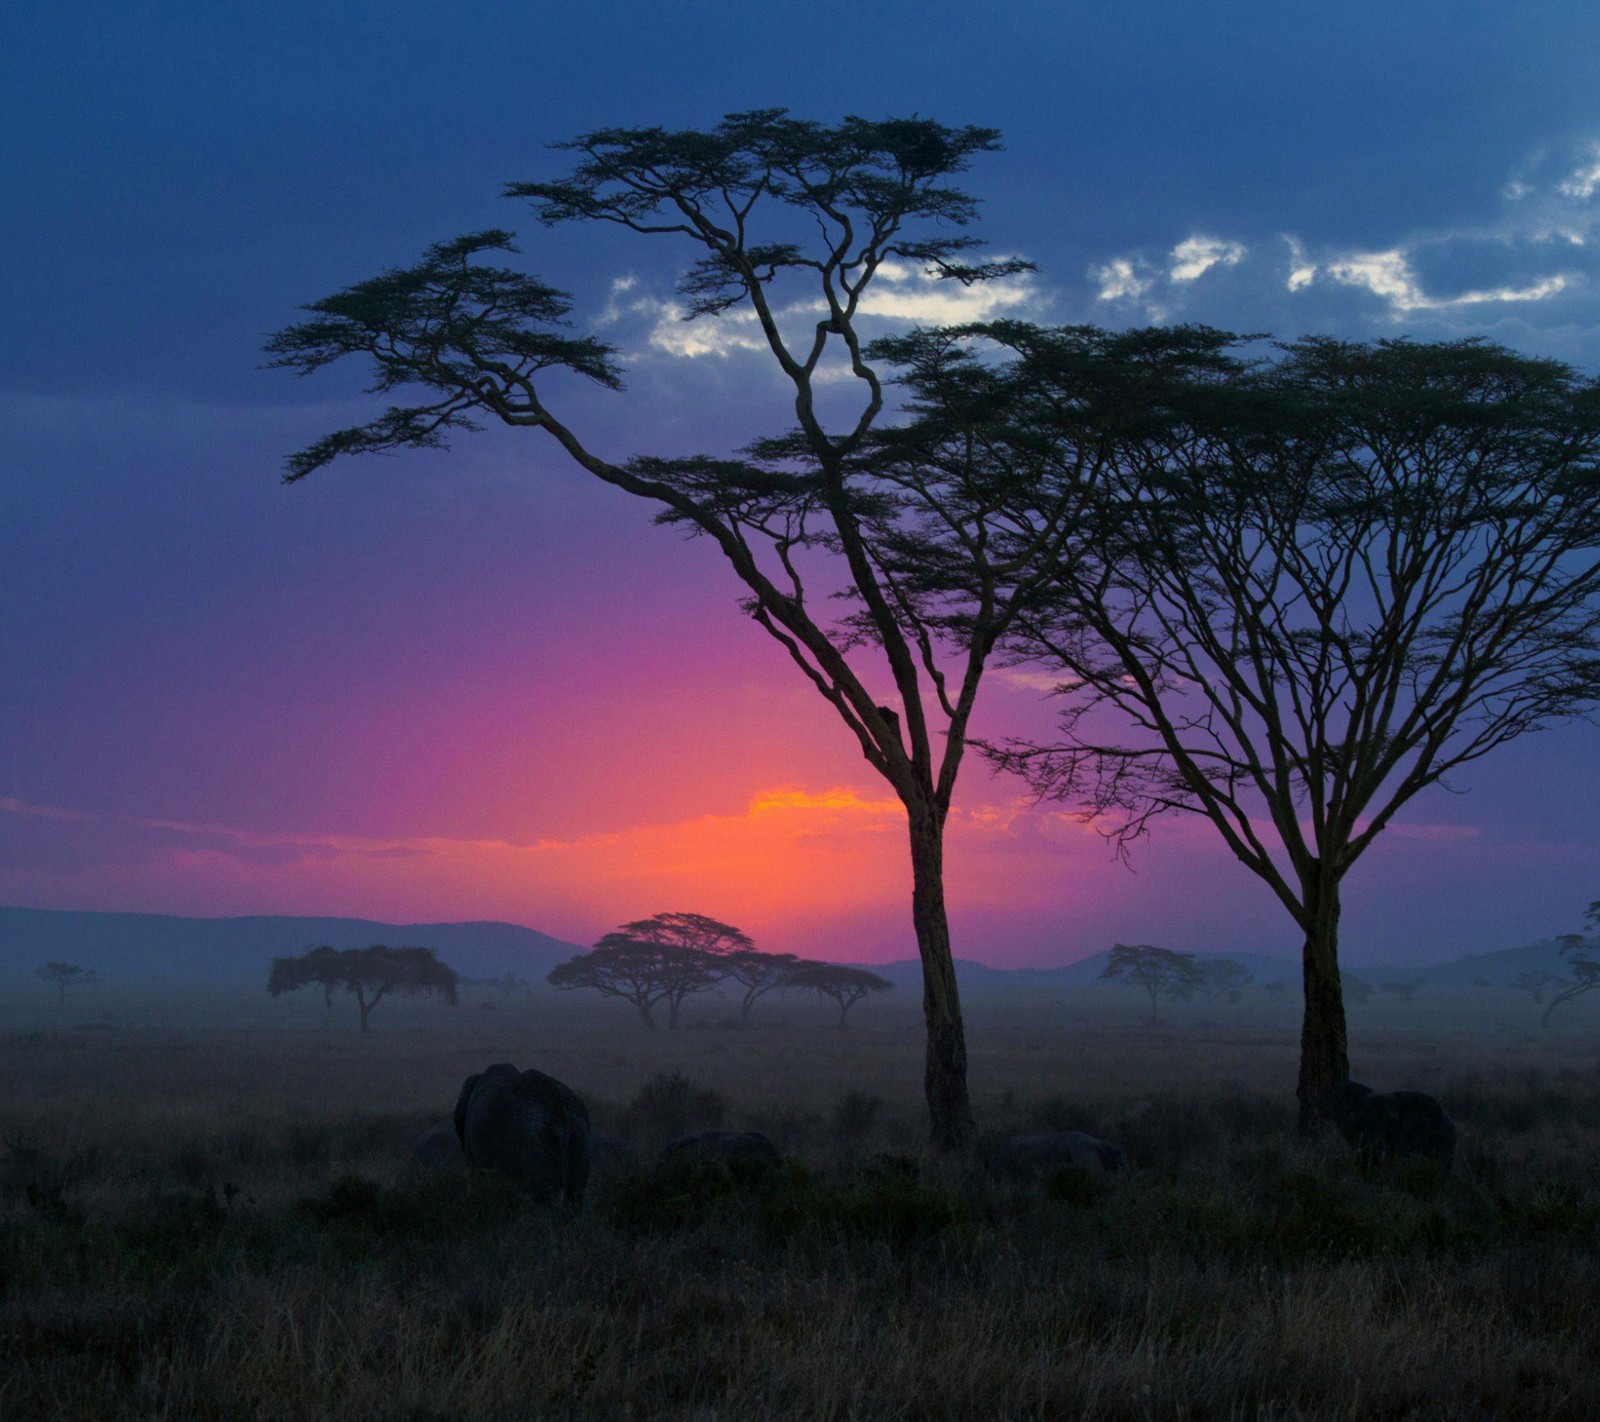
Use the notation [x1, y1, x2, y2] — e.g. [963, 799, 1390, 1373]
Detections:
[453, 1073, 483, 1151]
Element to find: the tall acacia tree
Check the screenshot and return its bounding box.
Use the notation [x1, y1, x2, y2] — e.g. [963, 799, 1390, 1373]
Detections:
[267, 112, 1084, 1149]
[988, 332, 1600, 1125]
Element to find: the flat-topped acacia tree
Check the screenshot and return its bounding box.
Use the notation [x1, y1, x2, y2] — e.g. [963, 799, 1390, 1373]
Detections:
[268, 111, 1085, 1149]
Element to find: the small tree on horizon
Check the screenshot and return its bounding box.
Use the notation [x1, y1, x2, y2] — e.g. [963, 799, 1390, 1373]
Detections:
[267, 945, 458, 1032]
[37, 961, 97, 1012]
[720, 949, 802, 1025]
[1099, 943, 1203, 1026]
[1513, 969, 1564, 1006]
[786, 961, 893, 1026]
[1196, 958, 1253, 1003]
[1544, 900, 1600, 1027]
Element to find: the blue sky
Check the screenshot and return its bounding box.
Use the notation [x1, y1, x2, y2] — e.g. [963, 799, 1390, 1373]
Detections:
[4, 1, 1600, 964]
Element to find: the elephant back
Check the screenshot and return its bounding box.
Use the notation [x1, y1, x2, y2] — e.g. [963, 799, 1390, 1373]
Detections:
[456, 1064, 591, 1205]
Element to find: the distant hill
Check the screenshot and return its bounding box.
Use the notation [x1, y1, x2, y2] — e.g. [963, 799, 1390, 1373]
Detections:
[0, 907, 585, 985]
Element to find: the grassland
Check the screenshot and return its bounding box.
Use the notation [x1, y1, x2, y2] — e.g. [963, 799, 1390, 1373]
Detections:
[2, 981, 1598, 1420]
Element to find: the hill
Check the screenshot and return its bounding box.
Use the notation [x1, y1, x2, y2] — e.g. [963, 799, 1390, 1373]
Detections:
[0, 907, 584, 986]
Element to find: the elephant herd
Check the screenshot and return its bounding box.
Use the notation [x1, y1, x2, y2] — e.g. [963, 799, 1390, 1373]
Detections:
[413, 1062, 1457, 1206]
[413, 1061, 784, 1206]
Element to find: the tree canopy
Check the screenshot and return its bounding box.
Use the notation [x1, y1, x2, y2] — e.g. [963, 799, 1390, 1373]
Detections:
[980, 329, 1600, 1122]
[268, 110, 1067, 1150]
[785, 961, 894, 1026]
[37, 961, 96, 1011]
[1099, 943, 1203, 1025]
[267, 945, 458, 1032]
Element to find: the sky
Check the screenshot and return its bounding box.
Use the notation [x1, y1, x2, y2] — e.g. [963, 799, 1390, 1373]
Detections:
[3, 1, 1600, 967]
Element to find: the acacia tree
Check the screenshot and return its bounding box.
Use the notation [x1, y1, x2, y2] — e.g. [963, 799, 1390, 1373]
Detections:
[267, 112, 1091, 1149]
[787, 961, 893, 1026]
[1099, 943, 1202, 1025]
[268, 944, 458, 1031]
[1196, 957, 1253, 1003]
[36, 961, 96, 1012]
[991, 332, 1600, 1125]
[721, 949, 800, 1024]
[1545, 900, 1600, 1027]
[549, 935, 723, 1028]
[1513, 969, 1563, 1006]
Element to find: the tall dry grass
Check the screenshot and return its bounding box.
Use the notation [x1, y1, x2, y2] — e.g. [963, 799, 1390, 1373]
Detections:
[2, 986, 1598, 1419]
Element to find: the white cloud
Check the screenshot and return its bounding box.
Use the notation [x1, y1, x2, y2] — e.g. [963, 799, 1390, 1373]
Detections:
[1092, 257, 1155, 303]
[1284, 236, 1318, 291]
[1169, 235, 1247, 282]
[1324, 248, 1571, 313]
[623, 261, 1042, 360]
[1558, 146, 1600, 200]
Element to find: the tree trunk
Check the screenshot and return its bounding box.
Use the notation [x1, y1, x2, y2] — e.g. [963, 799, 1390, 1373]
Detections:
[909, 802, 974, 1152]
[667, 994, 681, 1029]
[355, 984, 371, 1034]
[1296, 868, 1349, 1131]
[638, 999, 657, 1029]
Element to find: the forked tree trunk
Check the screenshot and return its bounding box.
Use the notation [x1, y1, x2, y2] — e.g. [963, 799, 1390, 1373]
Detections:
[1296, 869, 1350, 1131]
[909, 803, 974, 1151]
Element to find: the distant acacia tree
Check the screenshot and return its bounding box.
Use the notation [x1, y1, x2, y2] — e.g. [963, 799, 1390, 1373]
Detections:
[37, 961, 96, 1012]
[1099, 943, 1203, 1025]
[1513, 969, 1563, 1006]
[1378, 980, 1422, 1005]
[1545, 901, 1600, 1027]
[1196, 958, 1253, 1003]
[786, 962, 893, 1026]
[549, 916, 738, 1028]
[991, 333, 1600, 1126]
[721, 949, 801, 1025]
[267, 945, 458, 1032]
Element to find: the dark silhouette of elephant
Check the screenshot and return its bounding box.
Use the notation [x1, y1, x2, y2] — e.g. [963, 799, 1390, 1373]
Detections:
[1324, 1080, 1456, 1169]
[986, 1131, 1127, 1182]
[411, 1118, 466, 1170]
[453, 1062, 590, 1205]
[660, 1131, 780, 1165]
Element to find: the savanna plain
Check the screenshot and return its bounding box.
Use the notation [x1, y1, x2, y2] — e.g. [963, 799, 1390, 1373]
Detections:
[4, 981, 1599, 1421]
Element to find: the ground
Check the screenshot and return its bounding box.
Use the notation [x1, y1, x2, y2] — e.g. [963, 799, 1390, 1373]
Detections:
[2, 980, 1598, 1419]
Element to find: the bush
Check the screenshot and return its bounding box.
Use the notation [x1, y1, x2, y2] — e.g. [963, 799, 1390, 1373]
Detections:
[624, 1072, 728, 1152]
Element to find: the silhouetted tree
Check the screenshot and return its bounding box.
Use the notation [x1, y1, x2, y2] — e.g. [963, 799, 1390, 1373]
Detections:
[990, 332, 1600, 1126]
[786, 961, 893, 1026]
[268, 111, 1086, 1151]
[267, 945, 457, 1031]
[1099, 943, 1203, 1025]
[1196, 957, 1253, 1003]
[36, 961, 96, 1012]
[1378, 979, 1422, 1004]
[720, 949, 801, 1025]
[1545, 901, 1600, 1027]
[548, 921, 726, 1029]
[1513, 969, 1563, 1006]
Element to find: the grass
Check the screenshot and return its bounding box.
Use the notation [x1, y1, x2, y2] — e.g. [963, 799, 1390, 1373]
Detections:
[1, 984, 1598, 1419]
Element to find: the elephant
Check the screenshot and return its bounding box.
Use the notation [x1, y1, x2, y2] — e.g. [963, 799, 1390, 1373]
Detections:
[986, 1131, 1127, 1183]
[660, 1131, 781, 1165]
[410, 1118, 467, 1170]
[453, 1062, 591, 1205]
[1324, 1080, 1457, 1170]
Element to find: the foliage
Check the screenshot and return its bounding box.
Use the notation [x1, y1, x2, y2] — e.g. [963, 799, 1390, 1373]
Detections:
[1099, 943, 1203, 1024]
[785, 962, 894, 1025]
[981, 330, 1600, 1121]
[1545, 900, 1600, 1026]
[624, 1071, 729, 1152]
[1195, 957, 1253, 1003]
[35, 962, 96, 1011]
[268, 109, 1075, 1150]
[266, 945, 457, 1032]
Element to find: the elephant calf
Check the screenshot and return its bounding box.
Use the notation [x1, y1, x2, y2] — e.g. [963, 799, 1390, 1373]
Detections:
[661, 1131, 781, 1165]
[987, 1131, 1127, 1183]
[1324, 1080, 1456, 1170]
[454, 1062, 591, 1206]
